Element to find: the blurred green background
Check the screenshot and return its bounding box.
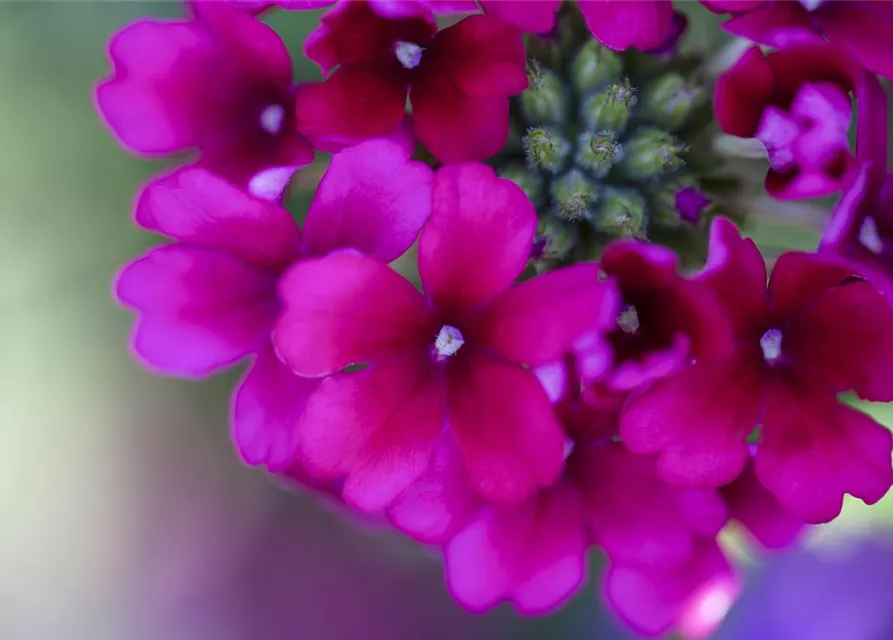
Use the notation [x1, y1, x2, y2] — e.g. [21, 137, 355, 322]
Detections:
[1, 3, 891, 639]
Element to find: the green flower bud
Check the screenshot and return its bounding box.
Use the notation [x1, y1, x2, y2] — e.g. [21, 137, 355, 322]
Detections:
[570, 40, 623, 94]
[581, 78, 636, 133]
[640, 73, 705, 131]
[521, 64, 568, 125]
[619, 128, 687, 180]
[531, 217, 577, 271]
[523, 127, 570, 174]
[593, 190, 645, 237]
[648, 175, 699, 227]
[550, 170, 598, 221]
[577, 131, 623, 178]
[499, 163, 545, 207]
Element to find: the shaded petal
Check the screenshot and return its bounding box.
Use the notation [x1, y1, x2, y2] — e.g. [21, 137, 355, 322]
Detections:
[419, 163, 536, 321]
[722, 3, 821, 48]
[768, 250, 863, 321]
[448, 351, 566, 503]
[116, 245, 277, 377]
[411, 71, 510, 163]
[297, 354, 446, 512]
[816, 3, 893, 80]
[445, 483, 587, 614]
[274, 251, 436, 377]
[479, 0, 559, 34]
[301, 139, 433, 262]
[619, 351, 761, 488]
[756, 371, 893, 524]
[470, 264, 609, 366]
[135, 167, 301, 269]
[713, 46, 774, 138]
[231, 340, 319, 471]
[579, 0, 675, 51]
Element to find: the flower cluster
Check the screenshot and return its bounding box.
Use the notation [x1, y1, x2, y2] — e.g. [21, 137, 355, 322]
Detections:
[97, 0, 893, 637]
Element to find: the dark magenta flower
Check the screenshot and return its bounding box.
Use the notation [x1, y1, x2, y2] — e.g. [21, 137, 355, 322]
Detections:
[703, 0, 893, 80]
[272, 163, 612, 511]
[115, 139, 433, 471]
[715, 44, 888, 200]
[295, 2, 527, 162]
[96, 3, 314, 200]
[620, 217, 893, 523]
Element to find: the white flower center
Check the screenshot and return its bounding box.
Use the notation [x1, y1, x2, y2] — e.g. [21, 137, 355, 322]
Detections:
[395, 41, 423, 70]
[435, 325, 464, 358]
[260, 104, 285, 135]
[617, 304, 640, 334]
[760, 328, 783, 363]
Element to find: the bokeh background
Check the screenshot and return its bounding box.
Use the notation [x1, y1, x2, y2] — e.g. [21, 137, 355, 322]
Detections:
[2, 2, 892, 639]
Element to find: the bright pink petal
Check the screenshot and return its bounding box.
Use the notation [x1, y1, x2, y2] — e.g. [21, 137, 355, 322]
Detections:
[231, 340, 319, 471]
[619, 351, 761, 488]
[135, 167, 301, 269]
[431, 15, 528, 95]
[570, 443, 727, 568]
[301, 139, 433, 262]
[816, 4, 893, 80]
[419, 163, 536, 320]
[297, 354, 446, 512]
[387, 441, 483, 544]
[448, 351, 566, 503]
[445, 483, 587, 614]
[713, 46, 774, 138]
[757, 371, 893, 524]
[579, 0, 675, 51]
[722, 3, 821, 48]
[768, 250, 863, 322]
[411, 70, 510, 163]
[295, 66, 408, 152]
[470, 264, 609, 366]
[116, 245, 277, 377]
[479, 0, 559, 34]
[721, 459, 804, 550]
[274, 251, 437, 377]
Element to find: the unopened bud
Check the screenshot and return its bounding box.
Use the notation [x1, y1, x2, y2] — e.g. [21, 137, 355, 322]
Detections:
[531, 217, 577, 271]
[577, 131, 623, 177]
[594, 191, 645, 237]
[650, 177, 701, 226]
[521, 65, 568, 125]
[640, 73, 704, 130]
[582, 78, 636, 133]
[499, 163, 545, 207]
[570, 40, 623, 94]
[523, 127, 570, 174]
[620, 128, 687, 180]
[551, 170, 598, 221]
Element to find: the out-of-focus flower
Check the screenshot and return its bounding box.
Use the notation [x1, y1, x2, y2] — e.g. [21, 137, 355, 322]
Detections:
[620, 218, 893, 523]
[116, 140, 433, 470]
[714, 44, 888, 200]
[295, 2, 527, 162]
[96, 3, 313, 199]
[273, 163, 612, 511]
[703, 0, 893, 80]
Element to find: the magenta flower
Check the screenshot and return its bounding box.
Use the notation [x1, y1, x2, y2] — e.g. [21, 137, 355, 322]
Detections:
[715, 44, 888, 201]
[115, 139, 433, 470]
[386, 357, 727, 617]
[272, 163, 612, 510]
[95, 3, 314, 200]
[620, 218, 893, 523]
[593, 240, 732, 392]
[295, 1, 527, 162]
[703, 0, 893, 80]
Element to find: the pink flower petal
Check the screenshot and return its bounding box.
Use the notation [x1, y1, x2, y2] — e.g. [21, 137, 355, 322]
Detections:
[578, 0, 675, 51]
[135, 167, 301, 270]
[768, 251, 863, 323]
[713, 46, 775, 138]
[571, 443, 727, 568]
[274, 251, 437, 377]
[116, 245, 277, 377]
[445, 483, 588, 614]
[297, 354, 446, 512]
[479, 0, 559, 34]
[231, 340, 320, 471]
[432, 15, 528, 96]
[447, 351, 566, 503]
[411, 70, 511, 163]
[816, 3, 893, 80]
[619, 351, 761, 488]
[419, 163, 536, 320]
[721, 3, 821, 48]
[470, 264, 608, 367]
[301, 139, 433, 262]
[756, 371, 893, 524]
[387, 441, 483, 544]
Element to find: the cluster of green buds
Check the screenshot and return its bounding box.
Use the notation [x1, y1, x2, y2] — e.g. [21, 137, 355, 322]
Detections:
[495, 5, 744, 271]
